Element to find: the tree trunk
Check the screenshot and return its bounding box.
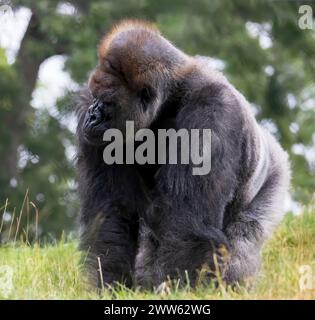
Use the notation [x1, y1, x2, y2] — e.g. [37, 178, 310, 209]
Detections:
[2, 13, 55, 184]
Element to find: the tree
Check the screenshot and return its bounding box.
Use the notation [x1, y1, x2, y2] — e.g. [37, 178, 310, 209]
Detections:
[0, 0, 314, 241]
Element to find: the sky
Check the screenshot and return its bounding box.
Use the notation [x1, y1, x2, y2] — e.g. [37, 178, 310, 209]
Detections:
[0, 6, 78, 132]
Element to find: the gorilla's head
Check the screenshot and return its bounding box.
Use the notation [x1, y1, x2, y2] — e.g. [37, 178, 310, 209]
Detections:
[83, 20, 188, 144]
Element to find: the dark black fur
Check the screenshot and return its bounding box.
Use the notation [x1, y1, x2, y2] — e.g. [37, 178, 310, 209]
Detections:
[75, 22, 290, 289]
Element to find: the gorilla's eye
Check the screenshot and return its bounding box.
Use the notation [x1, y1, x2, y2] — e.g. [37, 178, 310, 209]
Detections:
[104, 60, 119, 74]
[139, 86, 154, 111]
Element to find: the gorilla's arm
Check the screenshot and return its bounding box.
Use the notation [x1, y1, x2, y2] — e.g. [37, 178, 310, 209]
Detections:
[138, 83, 244, 286]
[76, 89, 148, 288]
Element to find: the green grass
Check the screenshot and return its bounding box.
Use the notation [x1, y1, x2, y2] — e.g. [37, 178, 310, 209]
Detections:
[0, 206, 315, 299]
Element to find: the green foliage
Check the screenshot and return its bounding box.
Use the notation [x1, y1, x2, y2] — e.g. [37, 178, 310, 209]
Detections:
[0, 0, 314, 239]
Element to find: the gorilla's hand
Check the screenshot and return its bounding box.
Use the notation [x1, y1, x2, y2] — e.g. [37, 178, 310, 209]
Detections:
[83, 99, 113, 145]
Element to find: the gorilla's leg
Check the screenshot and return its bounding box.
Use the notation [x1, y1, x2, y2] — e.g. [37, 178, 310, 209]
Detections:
[135, 224, 160, 288]
[154, 217, 230, 287]
[223, 131, 290, 286]
[223, 165, 289, 285]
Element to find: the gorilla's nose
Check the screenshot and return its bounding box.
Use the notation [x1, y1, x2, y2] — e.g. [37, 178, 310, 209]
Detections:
[87, 99, 112, 127]
[89, 105, 103, 126]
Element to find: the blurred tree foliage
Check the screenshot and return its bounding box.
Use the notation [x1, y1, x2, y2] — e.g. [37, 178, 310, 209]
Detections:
[0, 0, 314, 241]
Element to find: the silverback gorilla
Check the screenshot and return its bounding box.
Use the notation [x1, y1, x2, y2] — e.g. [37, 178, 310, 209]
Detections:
[75, 20, 290, 289]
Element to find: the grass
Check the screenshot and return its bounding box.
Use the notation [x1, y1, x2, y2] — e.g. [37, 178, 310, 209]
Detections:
[0, 206, 315, 299]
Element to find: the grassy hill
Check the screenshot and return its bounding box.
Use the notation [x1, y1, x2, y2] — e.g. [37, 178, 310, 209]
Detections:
[0, 206, 314, 299]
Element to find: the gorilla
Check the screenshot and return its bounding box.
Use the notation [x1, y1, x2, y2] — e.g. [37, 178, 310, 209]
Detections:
[75, 20, 290, 289]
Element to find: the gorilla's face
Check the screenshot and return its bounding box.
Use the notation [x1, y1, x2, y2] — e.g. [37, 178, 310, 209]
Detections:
[83, 52, 165, 146]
